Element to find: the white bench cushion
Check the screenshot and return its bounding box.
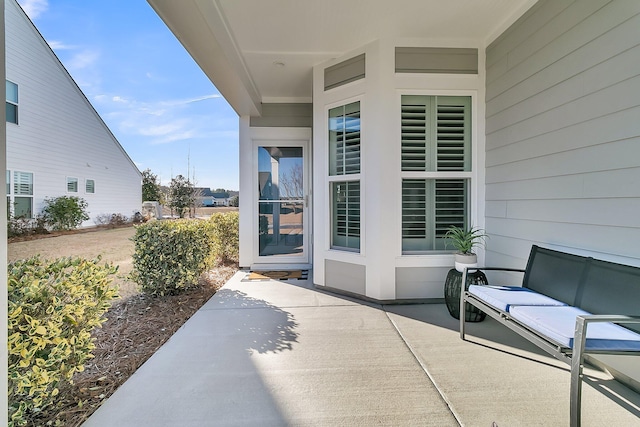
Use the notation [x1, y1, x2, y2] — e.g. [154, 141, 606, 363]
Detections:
[509, 305, 640, 351]
[468, 285, 567, 312]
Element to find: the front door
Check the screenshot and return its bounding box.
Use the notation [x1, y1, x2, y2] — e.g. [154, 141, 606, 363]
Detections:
[256, 142, 309, 264]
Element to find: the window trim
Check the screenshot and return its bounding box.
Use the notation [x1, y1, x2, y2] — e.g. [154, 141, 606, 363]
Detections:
[85, 179, 95, 194]
[67, 177, 79, 193]
[398, 91, 477, 256]
[6, 80, 18, 125]
[8, 170, 34, 219]
[326, 96, 364, 253]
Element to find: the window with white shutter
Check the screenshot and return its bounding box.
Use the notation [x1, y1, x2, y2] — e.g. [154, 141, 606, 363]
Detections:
[329, 101, 361, 251]
[401, 95, 471, 253]
[11, 171, 33, 218]
[67, 177, 78, 193]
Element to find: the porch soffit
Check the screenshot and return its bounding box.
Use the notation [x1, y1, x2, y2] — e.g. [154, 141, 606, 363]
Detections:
[147, 0, 538, 116]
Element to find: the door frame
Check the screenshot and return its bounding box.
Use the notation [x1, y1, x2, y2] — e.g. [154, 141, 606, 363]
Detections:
[248, 128, 312, 267]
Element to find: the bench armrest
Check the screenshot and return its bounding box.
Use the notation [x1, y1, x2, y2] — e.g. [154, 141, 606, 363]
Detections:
[570, 315, 640, 427]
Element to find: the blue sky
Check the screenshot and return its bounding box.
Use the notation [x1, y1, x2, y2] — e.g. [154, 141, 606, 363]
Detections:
[17, 0, 240, 190]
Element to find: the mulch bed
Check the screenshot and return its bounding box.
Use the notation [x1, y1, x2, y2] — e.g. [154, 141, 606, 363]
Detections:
[28, 263, 238, 427]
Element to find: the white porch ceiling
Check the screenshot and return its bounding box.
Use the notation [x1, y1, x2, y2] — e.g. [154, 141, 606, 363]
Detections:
[148, 0, 538, 116]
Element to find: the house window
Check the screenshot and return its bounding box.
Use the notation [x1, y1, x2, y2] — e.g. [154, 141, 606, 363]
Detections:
[12, 171, 33, 218]
[6, 80, 18, 124]
[85, 179, 95, 194]
[67, 177, 78, 193]
[401, 95, 471, 253]
[329, 101, 361, 251]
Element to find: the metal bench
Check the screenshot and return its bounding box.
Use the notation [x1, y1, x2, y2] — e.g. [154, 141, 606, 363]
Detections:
[459, 245, 640, 427]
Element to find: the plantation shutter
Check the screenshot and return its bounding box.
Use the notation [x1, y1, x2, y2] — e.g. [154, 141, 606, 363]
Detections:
[329, 102, 361, 175]
[13, 171, 32, 195]
[401, 95, 471, 252]
[332, 181, 360, 250]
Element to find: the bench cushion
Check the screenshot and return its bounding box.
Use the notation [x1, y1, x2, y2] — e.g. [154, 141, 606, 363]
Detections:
[468, 285, 567, 312]
[509, 305, 640, 351]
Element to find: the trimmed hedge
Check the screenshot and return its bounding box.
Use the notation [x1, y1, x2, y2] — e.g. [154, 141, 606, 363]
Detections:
[8, 257, 118, 426]
[131, 220, 216, 296]
[209, 212, 239, 263]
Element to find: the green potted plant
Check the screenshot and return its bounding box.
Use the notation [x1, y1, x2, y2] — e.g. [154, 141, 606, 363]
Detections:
[445, 225, 487, 272]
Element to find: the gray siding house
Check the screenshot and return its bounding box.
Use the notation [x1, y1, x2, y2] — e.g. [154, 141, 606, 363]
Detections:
[147, 0, 639, 300]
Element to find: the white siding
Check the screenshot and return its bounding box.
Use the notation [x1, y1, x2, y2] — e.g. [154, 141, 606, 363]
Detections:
[5, 0, 141, 227]
[485, 0, 640, 271]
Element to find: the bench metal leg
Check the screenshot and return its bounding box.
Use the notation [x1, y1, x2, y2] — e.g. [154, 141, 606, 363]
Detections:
[459, 268, 468, 340]
[570, 316, 588, 427]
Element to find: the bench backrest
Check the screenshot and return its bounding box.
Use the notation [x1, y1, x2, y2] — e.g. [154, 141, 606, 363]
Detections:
[523, 246, 588, 304]
[523, 245, 640, 332]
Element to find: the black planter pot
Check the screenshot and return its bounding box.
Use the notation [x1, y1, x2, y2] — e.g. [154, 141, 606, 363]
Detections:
[444, 268, 488, 322]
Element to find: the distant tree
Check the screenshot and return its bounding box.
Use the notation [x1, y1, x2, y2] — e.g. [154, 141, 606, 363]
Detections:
[229, 195, 239, 207]
[168, 175, 194, 218]
[213, 188, 227, 193]
[142, 169, 163, 203]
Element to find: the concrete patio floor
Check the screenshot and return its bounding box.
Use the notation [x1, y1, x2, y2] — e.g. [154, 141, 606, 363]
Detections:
[83, 271, 640, 426]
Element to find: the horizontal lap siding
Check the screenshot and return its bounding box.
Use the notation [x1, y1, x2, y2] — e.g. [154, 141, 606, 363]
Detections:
[485, 0, 640, 271]
[6, 0, 142, 225]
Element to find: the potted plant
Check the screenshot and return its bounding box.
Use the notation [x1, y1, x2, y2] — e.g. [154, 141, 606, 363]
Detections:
[445, 225, 487, 273]
[443, 225, 489, 321]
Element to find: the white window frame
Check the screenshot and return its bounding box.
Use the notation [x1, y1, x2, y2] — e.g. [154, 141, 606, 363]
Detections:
[327, 99, 362, 253]
[67, 177, 78, 193]
[398, 91, 476, 255]
[9, 170, 34, 219]
[6, 80, 18, 125]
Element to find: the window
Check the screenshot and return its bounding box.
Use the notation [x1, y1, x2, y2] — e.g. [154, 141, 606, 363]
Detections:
[6, 80, 18, 124]
[67, 177, 78, 193]
[329, 101, 361, 251]
[85, 179, 95, 194]
[401, 95, 471, 253]
[11, 171, 33, 218]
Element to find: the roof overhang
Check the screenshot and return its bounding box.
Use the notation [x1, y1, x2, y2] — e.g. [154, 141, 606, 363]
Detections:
[147, 0, 538, 117]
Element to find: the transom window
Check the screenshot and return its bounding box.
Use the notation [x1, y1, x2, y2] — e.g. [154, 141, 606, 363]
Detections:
[401, 95, 471, 253]
[329, 101, 361, 251]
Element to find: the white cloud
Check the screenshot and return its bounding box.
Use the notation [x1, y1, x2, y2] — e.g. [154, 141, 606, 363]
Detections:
[67, 50, 100, 70]
[17, 0, 48, 20]
[96, 93, 223, 145]
[48, 40, 76, 50]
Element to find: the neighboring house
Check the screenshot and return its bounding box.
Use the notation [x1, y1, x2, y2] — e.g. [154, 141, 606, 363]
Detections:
[5, 0, 141, 226]
[211, 192, 230, 207]
[148, 0, 640, 301]
[194, 187, 216, 207]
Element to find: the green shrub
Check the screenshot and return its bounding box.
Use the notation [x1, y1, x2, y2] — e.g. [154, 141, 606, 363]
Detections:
[209, 212, 239, 263]
[8, 257, 118, 426]
[131, 220, 216, 296]
[41, 196, 89, 231]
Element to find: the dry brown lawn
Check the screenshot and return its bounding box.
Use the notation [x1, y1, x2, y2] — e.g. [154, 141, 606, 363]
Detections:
[8, 226, 140, 299]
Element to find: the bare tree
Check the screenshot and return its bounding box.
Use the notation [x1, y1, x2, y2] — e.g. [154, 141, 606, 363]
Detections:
[279, 163, 303, 200]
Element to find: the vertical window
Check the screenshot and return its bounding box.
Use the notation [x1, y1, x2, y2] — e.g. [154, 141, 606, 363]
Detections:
[329, 101, 361, 251]
[67, 177, 78, 193]
[401, 95, 471, 252]
[12, 171, 33, 218]
[85, 179, 95, 194]
[6, 80, 18, 124]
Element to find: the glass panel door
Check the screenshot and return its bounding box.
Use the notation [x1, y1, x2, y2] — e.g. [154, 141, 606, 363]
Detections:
[258, 146, 305, 258]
